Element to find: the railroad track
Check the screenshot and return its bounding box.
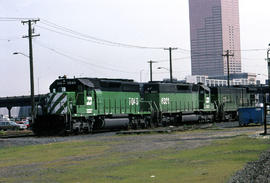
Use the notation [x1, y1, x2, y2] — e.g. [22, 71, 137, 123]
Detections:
[0, 131, 35, 139]
[116, 123, 214, 135]
[0, 122, 239, 138]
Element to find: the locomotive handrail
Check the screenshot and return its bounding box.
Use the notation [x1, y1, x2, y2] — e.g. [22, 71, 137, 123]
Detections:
[152, 101, 159, 113]
[139, 101, 153, 113]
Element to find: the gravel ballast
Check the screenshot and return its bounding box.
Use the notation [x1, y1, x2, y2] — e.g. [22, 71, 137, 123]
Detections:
[229, 144, 270, 183]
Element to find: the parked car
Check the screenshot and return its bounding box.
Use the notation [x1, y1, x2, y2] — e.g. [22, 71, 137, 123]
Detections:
[22, 120, 30, 129]
[15, 121, 28, 130]
[0, 121, 20, 131]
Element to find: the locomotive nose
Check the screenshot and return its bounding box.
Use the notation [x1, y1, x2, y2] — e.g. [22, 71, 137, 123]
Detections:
[46, 92, 68, 115]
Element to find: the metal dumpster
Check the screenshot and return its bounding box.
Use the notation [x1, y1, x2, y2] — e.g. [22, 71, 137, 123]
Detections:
[238, 107, 264, 126]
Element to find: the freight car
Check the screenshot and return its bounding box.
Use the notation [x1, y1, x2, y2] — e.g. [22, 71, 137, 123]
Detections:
[33, 77, 256, 135]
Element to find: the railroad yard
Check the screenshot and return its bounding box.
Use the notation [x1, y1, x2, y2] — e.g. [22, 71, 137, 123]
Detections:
[1, 0, 270, 182]
[0, 122, 270, 183]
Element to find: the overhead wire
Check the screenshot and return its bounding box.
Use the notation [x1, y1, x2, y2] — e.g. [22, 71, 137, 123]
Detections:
[155, 56, 191, 62]
[34, 40, 137, 74]
[0, 36, 21, 42]
[0, 39, 11, 41]
[233, 49, 266, 52]
[35, 25, 110, 46]
[1, 17, 268, 53]
[0, 17, 38, 21]
[2, 17, 267, 74]
[0, 17, 34, 20]
[40, 19, 165, 50]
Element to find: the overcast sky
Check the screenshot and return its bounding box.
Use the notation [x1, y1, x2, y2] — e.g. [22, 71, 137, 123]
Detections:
[1, 0, 270, 97]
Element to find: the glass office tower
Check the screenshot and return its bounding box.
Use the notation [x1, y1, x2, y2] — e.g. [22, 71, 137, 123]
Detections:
[189, 0, 241, 76]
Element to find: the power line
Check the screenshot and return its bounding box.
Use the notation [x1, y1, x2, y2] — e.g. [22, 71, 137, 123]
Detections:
[233, 49, 266, 52]
[0, 39, 11, 41]
[1, 17, 268, 53]
[242, 57, 265, 61]
[40, 19, 165, 50]
[34, 40, 137, 74]
[0, 17, 38, 22]
[36, 25, 132, 48]
[179, 49, 267, 54]
[0, 17, 32, 19]
[39, 19, 190, 52]
[156, 56, 191, 62]
[0, 20, 20, 22]
[39, 20, 268, 54]
[175, 48, 191, 53]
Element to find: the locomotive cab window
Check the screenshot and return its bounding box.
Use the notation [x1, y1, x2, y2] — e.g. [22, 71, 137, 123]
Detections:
[60, 87, 66, 92]
[77, 85, 84, 92]
[87, 88, 92, 96]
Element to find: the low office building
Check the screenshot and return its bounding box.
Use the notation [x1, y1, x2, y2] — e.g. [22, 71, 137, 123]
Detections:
[185, 73, 258, 86]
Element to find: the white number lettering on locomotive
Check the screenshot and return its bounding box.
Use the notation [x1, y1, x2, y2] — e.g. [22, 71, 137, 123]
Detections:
[86, 97, 93, 105]
[129, 98, 139, 106]
[206, 97, 210, 104]
[161, 97, 170, 105]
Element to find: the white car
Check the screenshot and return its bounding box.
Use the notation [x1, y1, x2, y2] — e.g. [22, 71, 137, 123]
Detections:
[9, 121, 21, 130]
[15, 122, 27, 130]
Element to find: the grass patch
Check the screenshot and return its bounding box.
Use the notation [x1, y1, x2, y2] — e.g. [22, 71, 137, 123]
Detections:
[0, 136, 269, 183]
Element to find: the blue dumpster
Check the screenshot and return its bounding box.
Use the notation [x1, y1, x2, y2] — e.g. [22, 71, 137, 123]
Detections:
[238, 107, 264, 126]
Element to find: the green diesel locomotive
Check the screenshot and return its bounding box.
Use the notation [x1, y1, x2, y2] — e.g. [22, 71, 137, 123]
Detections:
[33, 77, 151, 135]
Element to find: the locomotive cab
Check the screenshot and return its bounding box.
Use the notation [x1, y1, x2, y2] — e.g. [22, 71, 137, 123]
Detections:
[199, 84, 213, 110]
[47, 78, 98, 116]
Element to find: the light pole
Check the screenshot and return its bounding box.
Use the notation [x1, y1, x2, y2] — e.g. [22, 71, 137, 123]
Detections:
[157, 67, 169, 71]
[13, 52, 35, 124]
[13, 52, 29, 58]
[148, 60, 157, 82]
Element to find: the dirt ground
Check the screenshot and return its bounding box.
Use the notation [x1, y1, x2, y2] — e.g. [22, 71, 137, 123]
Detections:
[0, 122, 262, 151]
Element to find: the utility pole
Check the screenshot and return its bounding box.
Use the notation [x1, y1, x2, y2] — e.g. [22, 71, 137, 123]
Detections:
[22, 19, 40, 125]
[164, 47, 178, 83]
[263, 44, 270, 135]
[148, 60, 157, 82]
[267, 44, 270, 85]
[222, 50, 234, 87]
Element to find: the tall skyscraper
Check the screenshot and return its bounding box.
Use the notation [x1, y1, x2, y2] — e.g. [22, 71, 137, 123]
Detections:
[189, 0, 241, 76]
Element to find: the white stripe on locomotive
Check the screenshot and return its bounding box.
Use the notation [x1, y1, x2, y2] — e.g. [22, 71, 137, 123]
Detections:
[47, 93, 61, 112]
[47, 93, 66, 114]
[51, 96, 67, 114]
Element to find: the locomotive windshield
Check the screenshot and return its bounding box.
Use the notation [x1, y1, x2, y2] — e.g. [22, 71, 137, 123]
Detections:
[50, 81, 78, 92]
[50, 79, 94, 93]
